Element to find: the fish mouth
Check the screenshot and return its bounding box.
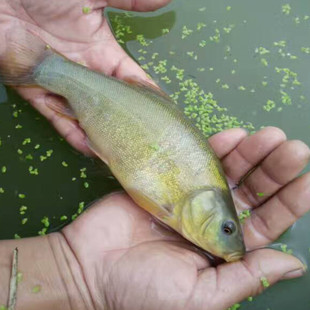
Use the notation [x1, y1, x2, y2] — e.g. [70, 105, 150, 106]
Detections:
[225, 252, 244, 262]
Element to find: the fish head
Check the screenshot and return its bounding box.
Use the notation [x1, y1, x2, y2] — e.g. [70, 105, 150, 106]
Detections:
[180, 188, 245, 262]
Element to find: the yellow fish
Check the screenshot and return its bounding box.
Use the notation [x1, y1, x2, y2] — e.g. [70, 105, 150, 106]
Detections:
[0, 31, 245, 262]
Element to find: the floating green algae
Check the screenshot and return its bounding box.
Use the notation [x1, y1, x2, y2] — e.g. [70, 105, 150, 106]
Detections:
[109, 0, 310, 143]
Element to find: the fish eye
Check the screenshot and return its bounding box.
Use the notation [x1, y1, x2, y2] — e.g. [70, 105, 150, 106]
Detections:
[222, 221, 236, 235]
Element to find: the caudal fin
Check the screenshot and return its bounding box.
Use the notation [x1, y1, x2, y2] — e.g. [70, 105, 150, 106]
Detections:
[0, 30, 53, 86]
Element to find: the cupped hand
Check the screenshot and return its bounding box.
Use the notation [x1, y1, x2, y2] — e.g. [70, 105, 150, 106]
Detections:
[0, 0, 169, 155]
[62, 127, 310, 310]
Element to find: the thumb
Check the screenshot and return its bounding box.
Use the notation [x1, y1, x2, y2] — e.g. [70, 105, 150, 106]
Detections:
[189, 249, 306, 310]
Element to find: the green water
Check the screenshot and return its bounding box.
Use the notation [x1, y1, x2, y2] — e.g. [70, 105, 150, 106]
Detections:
[0, 0, 310, 309]
[0, 88, 121, 238]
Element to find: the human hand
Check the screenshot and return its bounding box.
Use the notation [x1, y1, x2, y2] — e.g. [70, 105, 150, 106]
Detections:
[0, 0, 170, 155]
[61, 127, 310, 310]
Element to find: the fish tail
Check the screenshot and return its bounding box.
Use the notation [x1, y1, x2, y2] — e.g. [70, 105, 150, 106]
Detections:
[0, 30, 53, 86]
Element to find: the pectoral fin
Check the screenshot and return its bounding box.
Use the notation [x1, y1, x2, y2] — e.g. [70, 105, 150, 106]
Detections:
[127, 188, 171, 219]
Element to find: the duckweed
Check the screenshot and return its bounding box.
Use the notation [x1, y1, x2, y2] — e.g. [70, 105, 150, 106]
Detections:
[263, 100, 276, 112]
[196, 23, 206, 31]
[31, 285, 41, 293]
[25, 154, 33, 160]
[274, 41, 286, 48]
[209, 28, 221, 43]
[136, 34, 151, 47]
[182, 26, 193, 39]
[80, 168, 87, 178]
[17, 272, 23, 283]
[38, 228, 47, 236]
[78, 202, 85, 214]
[260, 277, 270, 288]
[41, 216, 50, 228]
[256, 192, 265, 197]
[22, 138, 31, 145]
[29, 166, 39, 175]
[239, 210, 251, 224]
[199, 40, 207, 47]
[82, 6, 91, 14]
[223, 25, 234, 34]
[301, 47, 310, 54]
[282, 4, 291, 15]
[19, 206, 27, 215]
[280, 244, 293, 255]
[280, 90, 292, 105]
[228, 304, 241, 310]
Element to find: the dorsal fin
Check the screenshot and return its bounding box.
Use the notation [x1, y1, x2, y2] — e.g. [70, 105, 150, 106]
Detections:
[123, 76, 172, 101]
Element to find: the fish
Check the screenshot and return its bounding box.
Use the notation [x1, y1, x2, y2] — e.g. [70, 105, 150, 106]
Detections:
[0, 30, 245, 262]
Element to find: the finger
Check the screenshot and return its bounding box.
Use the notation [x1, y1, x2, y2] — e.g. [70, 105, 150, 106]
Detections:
[189, 249, 305, 310]
[236, 140, 310, 208]
[16, 87, 94, 156]
[243, 172, 310, 249]
[222, 127, 287, 183]
[112, 54, 156, 85]
[208, 128, 248, 160]
[107, 0, 171, 12]
[84, 21, 154, 85]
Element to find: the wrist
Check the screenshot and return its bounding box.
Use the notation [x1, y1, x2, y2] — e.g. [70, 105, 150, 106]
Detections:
[0, 233, 94, 310]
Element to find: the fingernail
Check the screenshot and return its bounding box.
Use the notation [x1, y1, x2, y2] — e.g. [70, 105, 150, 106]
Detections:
[281, 267, 306, 280]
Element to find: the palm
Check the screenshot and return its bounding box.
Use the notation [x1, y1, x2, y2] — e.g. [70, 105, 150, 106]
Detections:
[1, 0, 165, 154]
[63, 127, 310, 310]
[66, 193, 208, 310]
